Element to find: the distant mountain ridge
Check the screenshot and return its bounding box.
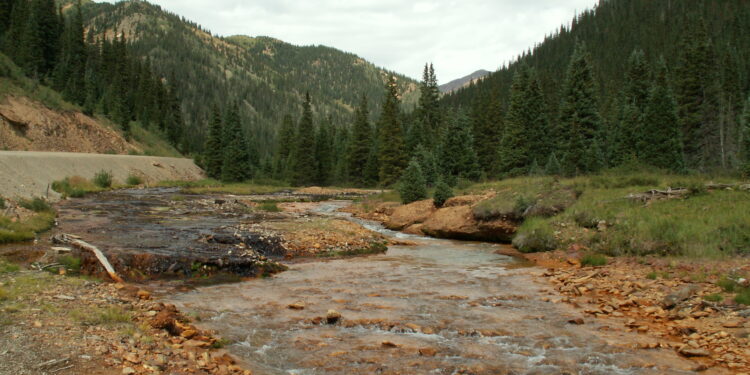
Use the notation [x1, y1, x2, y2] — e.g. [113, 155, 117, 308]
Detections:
[72, 0, 419, 154]
[439, 69, 491, 93]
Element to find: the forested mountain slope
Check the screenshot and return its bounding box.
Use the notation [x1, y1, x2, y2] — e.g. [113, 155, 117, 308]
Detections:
[443, 0, 750, 173]
[74, 0, 419, 155]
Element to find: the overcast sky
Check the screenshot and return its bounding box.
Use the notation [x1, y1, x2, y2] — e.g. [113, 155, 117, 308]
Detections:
[104, 0, 599, 82]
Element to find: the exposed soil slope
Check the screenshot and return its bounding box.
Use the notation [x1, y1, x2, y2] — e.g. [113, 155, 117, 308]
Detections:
[0, 96, 135, 154]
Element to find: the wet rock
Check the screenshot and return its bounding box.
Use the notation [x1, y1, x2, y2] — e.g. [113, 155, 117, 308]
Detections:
[567, 318, 585, 325]
[661, 285, 699, 309]
[326, 310, 342, 324]
[421, 205, 516, 242]
[381, 341, 399, 348]
[384, 200, 435, 230]
[136, 290, 151, 300]
[679, 346, 711, 357]
[419, 347, 437, 357]
[288, 302, 305, 310]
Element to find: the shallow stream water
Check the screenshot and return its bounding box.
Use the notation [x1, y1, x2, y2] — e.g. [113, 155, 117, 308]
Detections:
[168, 201, 700, 375]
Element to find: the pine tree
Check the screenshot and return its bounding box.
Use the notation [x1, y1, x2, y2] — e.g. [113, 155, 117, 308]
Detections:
[611, 49, 651, 165]
[315, 121, 334, 186]
[742, 96, 750, 163]
[24, 0, 59, 78]
[204, 105, 224, 179]
[472, 91, 503, 176]
[414, 145, 438, 187]
[433, 176, 454, 208]
[0, 0, 14, 36]
[545, 153, 562, 176]
[398, 158, 428, 204]
[675, 18, 720, 170]
[525, 68, 551, 162]
[378, 75, 407, 186]
[221, 104, 250, 182]
[497, 68, 531, 176]
[640, 58, 683, 172]
[54, 0, 86, 105]
[4, 0, 29, 64]
[348, 94, 371, 186]
[274, 114, 296, 180]
[439, 111, 481, 182]
[558, 41, 602, 176]
[292, 92, 318, 186]
[415, 63, 441, 147]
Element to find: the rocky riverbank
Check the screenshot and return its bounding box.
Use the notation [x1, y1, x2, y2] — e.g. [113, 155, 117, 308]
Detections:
[345, 194, 750, 373]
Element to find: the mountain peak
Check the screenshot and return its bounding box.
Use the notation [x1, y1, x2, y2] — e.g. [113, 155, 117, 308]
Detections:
[439, 69, 491, 93]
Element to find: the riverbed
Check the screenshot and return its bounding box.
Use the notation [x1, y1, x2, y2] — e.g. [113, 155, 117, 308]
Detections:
[165, 201, 701, 375]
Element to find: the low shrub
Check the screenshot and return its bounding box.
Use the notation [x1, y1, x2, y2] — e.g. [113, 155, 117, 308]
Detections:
[58, 255, 82, 273]
[0, 197, 5, 209]
[72, 306, 132, 326]
[581, 254, 607, 267]
[126, 174, 143, 186]
[718, 277, 737, 293]
[735, 289, 750, 306]
[433, 179, 454, 207]
[19, 197, 52, 212]
[0, 259, 20, 273]
[512, 218, 558, 253]
[93, 170, 113, 188]
[258, 202, 281, 212]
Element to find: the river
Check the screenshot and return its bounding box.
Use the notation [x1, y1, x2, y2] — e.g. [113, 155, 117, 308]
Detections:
[167, 201, 698, 375]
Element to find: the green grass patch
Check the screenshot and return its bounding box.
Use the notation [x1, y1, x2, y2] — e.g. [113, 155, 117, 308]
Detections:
[71, 306, 132, 326]
[0, 211, 56, 244]
[0, 197, 5, 209]
[18, 197, 52, 212]
[735, 289, 750, 305]
[581, 254, 608, 267]
[126, 174, 143, 186]
[718, 277, 737, 293]
[512, 218, 558, 253]
[93, 170, 113, 188]
[128, 122, 182, 157]
[158, 178, 290, 195]
[52, 176, 103, 198]
[258, 202, 281, 212]
[0, 259, 20, 274]
[57, 255, 82, 273]
[703, 293, 723, 302]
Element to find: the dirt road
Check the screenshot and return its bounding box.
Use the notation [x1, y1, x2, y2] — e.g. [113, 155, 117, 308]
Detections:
[0, 151, 204, 199]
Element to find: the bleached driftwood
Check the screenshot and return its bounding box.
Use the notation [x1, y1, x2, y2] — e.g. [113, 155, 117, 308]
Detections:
[55, 234, 124, 283]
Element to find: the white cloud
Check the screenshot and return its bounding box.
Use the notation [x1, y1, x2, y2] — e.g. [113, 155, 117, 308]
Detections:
[102, 0, 598, 82]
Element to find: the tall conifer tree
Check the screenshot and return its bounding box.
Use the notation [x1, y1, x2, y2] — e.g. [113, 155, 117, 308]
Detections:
[204, 105, 224, 179]
[558, 41, 601, 176]
[348, 94, 372, 185]
[292, 93, 318, 186]
[641, 58, 683, 171]
[221, 104, 250, 182]
[497, 68, 531, 176]
[378, 75, 407, 186]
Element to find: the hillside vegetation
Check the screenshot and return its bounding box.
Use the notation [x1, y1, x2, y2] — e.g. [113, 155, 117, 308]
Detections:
[75, 0, 419, 155]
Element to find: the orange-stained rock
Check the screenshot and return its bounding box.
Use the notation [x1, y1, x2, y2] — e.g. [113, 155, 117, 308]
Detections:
[421, 205, 516, 242]
[384, 199, 436, 230]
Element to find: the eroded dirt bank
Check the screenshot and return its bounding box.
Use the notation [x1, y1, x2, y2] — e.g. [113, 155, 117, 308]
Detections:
[0, 151, 204, 199]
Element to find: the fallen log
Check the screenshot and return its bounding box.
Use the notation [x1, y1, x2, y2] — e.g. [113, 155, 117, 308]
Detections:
[625, 188, 689, 202]
[54, 234, 124, 283]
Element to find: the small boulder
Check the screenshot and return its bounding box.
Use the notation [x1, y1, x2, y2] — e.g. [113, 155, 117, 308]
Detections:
[679, 347, 710, 357]
[419, 347, 437, 357]
[288, 302, 306, 310]
[326, 310, 342, 324]
[661, 285, 699, 309]
[136, 290, 151, 300]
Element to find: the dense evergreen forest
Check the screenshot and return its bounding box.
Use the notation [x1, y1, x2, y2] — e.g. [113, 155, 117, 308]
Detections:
[0, 0, 185, 146]
[208, 0, 750, 190]
[70, 0, 418, 156]
[443, 0, 750, 175]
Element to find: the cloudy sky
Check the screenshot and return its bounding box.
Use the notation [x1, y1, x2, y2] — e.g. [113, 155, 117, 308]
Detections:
[104, 0, 599, 82]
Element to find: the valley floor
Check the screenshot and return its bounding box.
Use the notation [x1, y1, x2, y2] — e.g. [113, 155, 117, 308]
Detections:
[1, 179, 749, 374]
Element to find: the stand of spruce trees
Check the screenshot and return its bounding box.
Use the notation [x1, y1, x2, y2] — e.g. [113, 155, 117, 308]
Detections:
[0, 0, 184, 148]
